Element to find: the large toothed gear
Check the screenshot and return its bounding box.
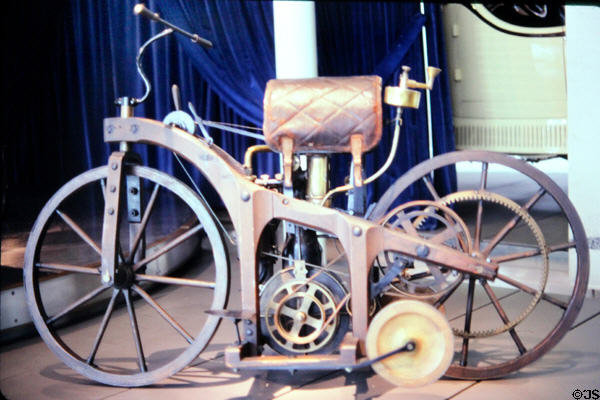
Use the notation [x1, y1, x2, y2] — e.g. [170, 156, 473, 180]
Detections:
[439, 190, 549, 338]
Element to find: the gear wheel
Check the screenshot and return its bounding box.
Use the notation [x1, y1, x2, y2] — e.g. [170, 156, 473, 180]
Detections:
[439, 190, 549, 338]
[377, 200, 472, 300]
[260, 266, 349, 354]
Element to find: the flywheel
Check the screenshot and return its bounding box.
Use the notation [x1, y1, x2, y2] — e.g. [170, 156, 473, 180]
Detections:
[260, 266, 349, 354]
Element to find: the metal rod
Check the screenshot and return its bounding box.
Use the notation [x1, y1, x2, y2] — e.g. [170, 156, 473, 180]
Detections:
[134, 4, 213, 48]
[346, 340, 416, 371]
[420, 2, 434, 160]
[171, 152, 234, 245]
[320, 108, 403, 205]
[133, 28, 174, 105]
[201, 119, 266, 141]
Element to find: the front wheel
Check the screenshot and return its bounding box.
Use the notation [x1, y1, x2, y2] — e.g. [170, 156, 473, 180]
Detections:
[370, 150, 589, 380]
[24, 165, 229, 387]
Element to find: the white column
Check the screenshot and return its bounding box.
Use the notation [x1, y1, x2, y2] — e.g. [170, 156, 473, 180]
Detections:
[566, 6, 600, 290]
[273, 1, 318, 78]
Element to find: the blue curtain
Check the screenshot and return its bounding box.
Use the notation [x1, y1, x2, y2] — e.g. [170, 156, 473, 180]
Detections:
[3, 1, 454, 220]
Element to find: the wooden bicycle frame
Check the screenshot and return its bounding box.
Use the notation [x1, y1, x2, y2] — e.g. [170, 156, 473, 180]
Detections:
[103, 117, 498, 361]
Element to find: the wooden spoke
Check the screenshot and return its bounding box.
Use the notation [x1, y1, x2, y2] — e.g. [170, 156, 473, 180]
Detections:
[132, 284, 194, 344]
[135, 273, 215, 289]
[430, 225, 461, 245]
[100, 179, 107, 201]
[132, 224, 203, 272]
[473, 162, 488, 252]
[492, 241, 576, 264]
[434, 276, 465, 309]
[398, 214, 419, 237]
[36, 262, 99, 275]
[56, 210, 101, 256]
[46, 285, 110, 325]
[87, 289, 120, 365]
[123, 289, 147, 372]
[496, 273, 568, 309]
[482, 188, 546, 257]
[422, 175, 441, 200]
[481, 280, 527, 355]
[460, 277, 476, 366]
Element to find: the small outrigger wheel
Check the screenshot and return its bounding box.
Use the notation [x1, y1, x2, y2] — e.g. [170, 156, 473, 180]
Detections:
[366, 300, 454, 387]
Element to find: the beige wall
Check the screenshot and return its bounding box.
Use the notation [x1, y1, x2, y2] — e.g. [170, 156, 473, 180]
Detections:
[566, 5, 600, 289]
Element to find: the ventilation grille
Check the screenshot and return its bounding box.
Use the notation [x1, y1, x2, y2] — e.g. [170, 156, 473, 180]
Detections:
[454, 118, 567, 155]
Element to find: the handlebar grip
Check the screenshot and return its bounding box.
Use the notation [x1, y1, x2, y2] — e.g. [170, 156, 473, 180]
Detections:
[133, 3, 213, 49]
[190, 34, 213, 49]
[133, 4, 160, 22]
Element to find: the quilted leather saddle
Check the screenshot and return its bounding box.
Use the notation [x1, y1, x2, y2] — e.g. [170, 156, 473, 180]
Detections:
[263, 75, 382, 187]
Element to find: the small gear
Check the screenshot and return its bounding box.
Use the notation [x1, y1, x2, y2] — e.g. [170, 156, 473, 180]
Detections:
[377, 200, 471, 300]
[439, 190, 549, 338]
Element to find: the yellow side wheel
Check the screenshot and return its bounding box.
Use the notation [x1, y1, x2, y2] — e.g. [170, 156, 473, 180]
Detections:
[366, 300, 453, 387]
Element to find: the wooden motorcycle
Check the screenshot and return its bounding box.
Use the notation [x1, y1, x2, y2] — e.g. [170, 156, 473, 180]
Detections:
[23, 5, 589, 388]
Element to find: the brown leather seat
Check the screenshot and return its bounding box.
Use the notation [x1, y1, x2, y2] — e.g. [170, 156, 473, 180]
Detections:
[263, 75, 383, 154]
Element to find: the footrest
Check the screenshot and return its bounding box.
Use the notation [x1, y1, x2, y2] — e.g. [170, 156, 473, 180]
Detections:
[205, 309, 255, 321]
[225, 333, 359, 370]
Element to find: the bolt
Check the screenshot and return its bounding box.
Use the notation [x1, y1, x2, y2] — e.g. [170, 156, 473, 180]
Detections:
[107, 208, 115, 215]
[282, 198, 289, 205]
[130, 209, 139, 217]
[241, 191, 250, 202]
[416, 244, 429, 258]
[246, 329, 253, 336]
[352, 226, 362, 236]
[109, 185, 116, 193]
[111, 162, 118, 170]
[130, 187, 138, 195]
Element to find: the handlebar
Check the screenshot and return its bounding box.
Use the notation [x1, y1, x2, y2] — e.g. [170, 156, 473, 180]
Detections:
[133, 4, 213, 49]
[119, 4, 213, 109]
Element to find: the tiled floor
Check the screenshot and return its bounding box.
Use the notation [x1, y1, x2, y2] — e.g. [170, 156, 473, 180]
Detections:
[1, 242, 598, 399]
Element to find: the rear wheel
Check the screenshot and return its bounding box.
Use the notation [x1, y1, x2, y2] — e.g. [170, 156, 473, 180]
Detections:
[370, 150, 589, 379]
